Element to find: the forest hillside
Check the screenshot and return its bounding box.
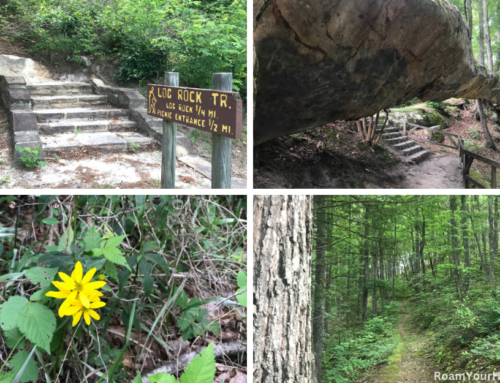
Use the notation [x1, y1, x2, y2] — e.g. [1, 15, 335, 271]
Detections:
[313, 195, 500, 383]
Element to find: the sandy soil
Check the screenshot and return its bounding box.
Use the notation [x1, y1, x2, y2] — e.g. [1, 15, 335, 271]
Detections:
[401, 153, 463, 189]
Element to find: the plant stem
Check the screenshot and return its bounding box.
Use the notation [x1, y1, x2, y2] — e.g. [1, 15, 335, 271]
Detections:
[0, 335, 25, 373]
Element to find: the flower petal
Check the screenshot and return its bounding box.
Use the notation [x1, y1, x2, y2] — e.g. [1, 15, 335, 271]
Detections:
[71, 262, 83, 283]
[88, 309, 100, 321]
[58, 273, 76, 289]
[79, 292, 90, 308]
[46, 290, 71, 299]
[81, 268, 97, 285]
[53, 281, 74, 292]
[72, 311, 83, 327]
[84, 311, 91, 325]
[58, 298, 72, 317]
[90, 301, 106, 309]
[63, 306, 81, 316]
[83, 281, 106, 291]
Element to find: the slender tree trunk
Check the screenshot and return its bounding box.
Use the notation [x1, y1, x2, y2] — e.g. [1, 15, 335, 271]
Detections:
[479, 0, 485, 66]
[361, 207, 370, 323]
[254, 195, 314, 383]
[372, 245, 378, 316]
[488, 196, 496, 293]
[312, 196, 326, 383]
[462, 195, 471, 292]
[324, 265, 332, 335]
[450, 196, 462, 301]
[483, 0, 494, 71]
[477, 99, 497, 150]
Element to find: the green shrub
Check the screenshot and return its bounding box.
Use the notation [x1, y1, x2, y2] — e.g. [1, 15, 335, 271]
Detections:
[426, 101, 448, 110]
[15, 146, 47, 168]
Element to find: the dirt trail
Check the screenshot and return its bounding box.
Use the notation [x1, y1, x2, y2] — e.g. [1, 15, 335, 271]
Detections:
[365, 303, 442, 383]
[400, 153, 464, 189]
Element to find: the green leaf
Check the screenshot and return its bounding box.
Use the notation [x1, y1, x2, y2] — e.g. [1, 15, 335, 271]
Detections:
[25, 267, 58, 288]
[131, 371, 145, 383]
[176, 289, 188, 309]
[237, 271, 246, 289]
[149, 373, 178, 383]
[4, 328, 25, 349]
[10, 350, 38, 383]
[144, 253, 170, 276]
[57, 227, 74, 253]
[104, 260, 118, 282]
[102, 247, 131, 272]
[180, 342, 215, 383]
[105, 234, 127, 249]
[135, 195, 146, 218]
[83, 226, 102, 251]
[139, 259, 154, 296]
[0, 296, 29, 331]
[17, 302, 56, 353]
[0, 371, 15, 383]
[41, 218, 59, 225]
[29, 286, 51, 303]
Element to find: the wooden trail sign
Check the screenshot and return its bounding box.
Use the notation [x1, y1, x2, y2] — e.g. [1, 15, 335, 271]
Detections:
[147, 84, 243, 139]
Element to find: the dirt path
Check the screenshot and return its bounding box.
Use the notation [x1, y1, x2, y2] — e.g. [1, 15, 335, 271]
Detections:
[365, 303, 442, 383]
[400, 153, 464, 189]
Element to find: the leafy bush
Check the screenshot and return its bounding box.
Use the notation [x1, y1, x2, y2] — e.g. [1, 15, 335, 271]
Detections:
[426, 101, 448, 110]
[15, 146, 47, 168]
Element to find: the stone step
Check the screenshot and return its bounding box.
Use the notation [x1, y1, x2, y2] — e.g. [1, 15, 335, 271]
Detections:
[35, 108, 129, 123]
[392, 141, 416, 150]
[27, 82, 93, 96]
[407, 150, 430, 164]
[385, 136, 408, 145]
[381, 132, 401, 139]
[32, 95, 107, 109]
[401, 145, 424, 157]
[42, 132, 155, 155]
[376, 127, 399, 133]
[38, 120, 137, 135]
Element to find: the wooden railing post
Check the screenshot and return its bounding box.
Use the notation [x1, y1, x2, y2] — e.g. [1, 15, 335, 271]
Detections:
[403, 121, 407, 136]
[492, 166, 497, 189]
[211, 73, 232, 189]
[161, 72, 179, 189]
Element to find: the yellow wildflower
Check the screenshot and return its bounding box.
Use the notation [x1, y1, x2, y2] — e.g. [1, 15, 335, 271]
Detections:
[61, 291, 106, 326]
[46, 261, 106, 309]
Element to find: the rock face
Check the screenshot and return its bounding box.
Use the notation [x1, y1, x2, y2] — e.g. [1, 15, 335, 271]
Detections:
[254, 0, 500, 145]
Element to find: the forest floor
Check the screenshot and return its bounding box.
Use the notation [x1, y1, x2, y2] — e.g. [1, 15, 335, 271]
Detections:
[362, 302, 442, 383]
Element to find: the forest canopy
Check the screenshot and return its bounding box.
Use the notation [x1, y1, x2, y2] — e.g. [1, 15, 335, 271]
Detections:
[0, 0, 247, 98]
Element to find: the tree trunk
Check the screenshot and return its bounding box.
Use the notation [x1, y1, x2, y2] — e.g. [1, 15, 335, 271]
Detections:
[254, 195, 314, 383]
[483, 0, 494, 71]
[477, 99, 497, 150]
[467, 0, 473, 41]
[461, 195, 471, 292]
[450, 196, 462, 300]
[488, 196, 496, 293]
[312, 196, 326, 383]
[361, 207, 370, 323]
[479, 0, 485, 66]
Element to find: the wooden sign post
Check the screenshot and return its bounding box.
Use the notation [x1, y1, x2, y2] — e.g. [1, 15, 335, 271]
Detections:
[147, 72, 242, 189]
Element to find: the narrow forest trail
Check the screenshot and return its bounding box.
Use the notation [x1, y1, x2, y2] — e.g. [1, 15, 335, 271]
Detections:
[364, 302, 443, 383]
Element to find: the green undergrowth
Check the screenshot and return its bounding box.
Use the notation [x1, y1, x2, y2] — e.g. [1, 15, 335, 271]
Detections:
[322, 302, 402, 383]
[0, 0, 246, 99]
[408, 277, 500, 373]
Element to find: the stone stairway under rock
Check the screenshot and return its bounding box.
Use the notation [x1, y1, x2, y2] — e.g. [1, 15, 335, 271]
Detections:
[377, 126, 430, 164]
[27, 81, 154, 155]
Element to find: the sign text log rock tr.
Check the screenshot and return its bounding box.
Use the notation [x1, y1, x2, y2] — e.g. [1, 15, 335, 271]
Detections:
[147, 84, 242, 139]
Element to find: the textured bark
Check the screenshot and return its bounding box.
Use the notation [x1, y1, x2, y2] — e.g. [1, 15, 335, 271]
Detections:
[312, 195, 326, 383]
[488, 196, 496, 292]
[467, 0, 473, 41]
[254, 195, 314, 383]
[450, 196, 462, 300]
[478, 0, 485, 67]
[483, 0, 494, 71]
[254, 0, 500, 144]
[361, 207, 370, 322]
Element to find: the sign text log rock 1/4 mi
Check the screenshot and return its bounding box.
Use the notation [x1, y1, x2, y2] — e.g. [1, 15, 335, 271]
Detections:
[147, 84, 243, 139]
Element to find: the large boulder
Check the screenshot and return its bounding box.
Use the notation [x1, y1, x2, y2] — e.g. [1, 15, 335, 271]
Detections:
[254, 0, 500, 145]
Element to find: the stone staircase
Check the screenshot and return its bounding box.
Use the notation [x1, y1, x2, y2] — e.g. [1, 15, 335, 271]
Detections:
[377, 126, 430, 164]
[27, 81, 154, 155]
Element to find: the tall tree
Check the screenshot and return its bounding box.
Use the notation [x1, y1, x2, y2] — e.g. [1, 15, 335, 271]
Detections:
[478, 0, 486, 66]
[477, 99, 497, 150]
[461, 195, 471, 292]
[450, 196, 462, 300]
[312, 196, 326, 382]
[254, 195, 314, 383]
[483, 0, 494, 71]
[488, 196, 496, 292]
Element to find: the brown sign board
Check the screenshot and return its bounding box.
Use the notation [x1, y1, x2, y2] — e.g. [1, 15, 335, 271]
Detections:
[147, 84, 243, 139]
